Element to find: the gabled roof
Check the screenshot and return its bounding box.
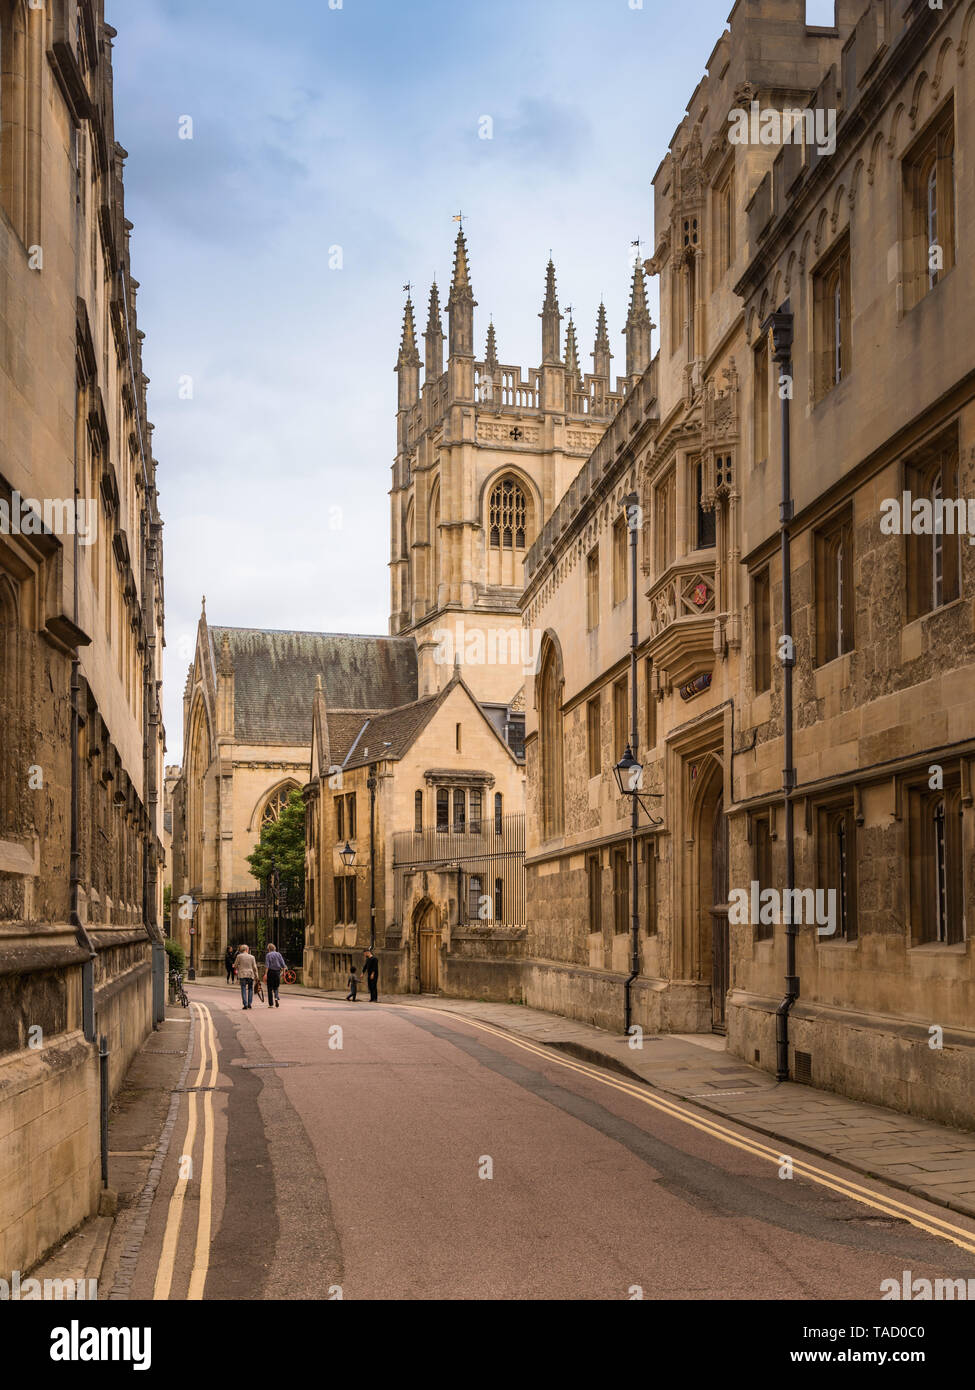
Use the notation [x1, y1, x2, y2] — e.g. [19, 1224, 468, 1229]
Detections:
[209, 626, 417, 746]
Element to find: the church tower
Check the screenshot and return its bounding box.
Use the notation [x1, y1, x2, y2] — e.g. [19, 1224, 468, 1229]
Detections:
[389, 225, 639, 714]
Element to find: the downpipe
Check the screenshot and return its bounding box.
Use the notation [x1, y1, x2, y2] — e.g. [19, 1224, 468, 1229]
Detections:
[764, 304, 798, 1082]
[624, 496, 640, 1036]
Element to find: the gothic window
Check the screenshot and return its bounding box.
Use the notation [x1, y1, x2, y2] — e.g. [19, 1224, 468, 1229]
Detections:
[430, 486, 441, 610]
[903, 101, 955, 308]
[263, 783, 297, 828]
[587, 696, 601, 779]
[814, 509, 854, 665]
[436, 787, 449, 832]
[489, 479, 527, 550]
[469, 789, 482, 835]
[587, 853, 602, 934]
[612, 517, 628, 605]
[0, 0, 27, 238]
[494, 792, 503, 835]
[586, 547, 599, 630]
[643, 842, 657, 935]
[414, 790, 423, 832]
[910, 777, 964, 945]
[655, 470, 676, 574]
[752, 567, 772, 694]
[538, 641, 565, 839]
[753, 335, 769, 464]
[453, 788, 466, 834]
[0, 571, 20, 831]
[494, 877, 503, 922]
[612, 846, 630, 934]
[468, 873, 483, 921]
[818, 802, 858, 941]
[813, 235, 851, 399]
[907, 441, 961, 618]
[753, 813, 774, 942]
[613, 676, 629, 761]
[695, 460, 716, 549]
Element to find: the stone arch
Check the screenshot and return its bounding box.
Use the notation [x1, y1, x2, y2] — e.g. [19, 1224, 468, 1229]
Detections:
[960, 2, 975, 66]
[536, 631, 565, 841]
[909, 71, 930, 132]
[867, 131, 885, 185]
[830, 184, 846, 233]
[185, 694, 213, 891]
[932, 36, 955, 97]
[404, 497, 415, 616]
[428, 476, 441, 609]
[250, 778, 302, 833]
[887, 101, 905, 157]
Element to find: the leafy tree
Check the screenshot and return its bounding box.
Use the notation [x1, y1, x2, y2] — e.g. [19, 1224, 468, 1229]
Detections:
[247, 788, 305, 895]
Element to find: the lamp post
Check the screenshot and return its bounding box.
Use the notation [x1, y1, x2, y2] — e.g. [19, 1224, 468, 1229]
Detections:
[367, 769, 378, 950]
[187, 898, 198, 980]
[762, 303, 798, 1082]
[614, 494, 664, 1037]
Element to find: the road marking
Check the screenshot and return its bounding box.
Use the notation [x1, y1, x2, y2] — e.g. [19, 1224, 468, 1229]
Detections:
[409, 1005, 975, 1257]
[187, 1005, 218, 1300]
[153, 1002, 218, 1300]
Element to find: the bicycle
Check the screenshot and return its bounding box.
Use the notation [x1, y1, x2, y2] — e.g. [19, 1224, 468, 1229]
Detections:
[170, 968, 190, 1008]
[282, 966, 298, 985]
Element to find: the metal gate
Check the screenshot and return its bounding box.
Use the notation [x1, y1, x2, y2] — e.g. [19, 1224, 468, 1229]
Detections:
[226, 888, 306, 971]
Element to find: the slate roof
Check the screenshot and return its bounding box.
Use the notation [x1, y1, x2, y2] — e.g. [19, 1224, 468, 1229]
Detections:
[341, 692, 445, 770]
[209, 627, 418, 746]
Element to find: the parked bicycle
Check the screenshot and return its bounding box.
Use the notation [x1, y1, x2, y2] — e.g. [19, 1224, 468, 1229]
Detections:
[170, 968, 189, 1008]
[282, 965, 298, 985]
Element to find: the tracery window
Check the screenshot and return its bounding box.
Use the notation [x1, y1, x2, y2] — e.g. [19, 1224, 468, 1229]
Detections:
[489, 479, 526, 550]
[262, 784, 297, 827]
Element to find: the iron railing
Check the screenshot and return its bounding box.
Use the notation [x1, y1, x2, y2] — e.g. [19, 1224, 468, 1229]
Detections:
[392, 812, 525, 928]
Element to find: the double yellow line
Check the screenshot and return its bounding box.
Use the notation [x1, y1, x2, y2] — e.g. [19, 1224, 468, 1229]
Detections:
[153, 1002, 218, 1300]
[413, 1005, 975, 1257]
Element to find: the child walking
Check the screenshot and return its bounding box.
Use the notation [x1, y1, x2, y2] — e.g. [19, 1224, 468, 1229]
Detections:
[346, 966, 358, 1002]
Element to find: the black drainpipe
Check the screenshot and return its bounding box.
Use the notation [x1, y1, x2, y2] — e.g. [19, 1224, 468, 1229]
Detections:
[763, 304, 798, 1082]
[623, 492, 640, 1035]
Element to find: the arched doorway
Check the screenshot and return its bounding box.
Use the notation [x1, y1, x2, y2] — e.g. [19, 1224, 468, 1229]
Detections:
[415, 901, 441, 994]
[688, 754, 729, 1033]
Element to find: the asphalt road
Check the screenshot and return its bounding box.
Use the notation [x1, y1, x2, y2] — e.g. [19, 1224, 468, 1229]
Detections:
[129, 990, 975, 1301]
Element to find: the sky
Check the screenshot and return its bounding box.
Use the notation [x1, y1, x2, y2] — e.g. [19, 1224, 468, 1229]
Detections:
[105, 0, 747, 762]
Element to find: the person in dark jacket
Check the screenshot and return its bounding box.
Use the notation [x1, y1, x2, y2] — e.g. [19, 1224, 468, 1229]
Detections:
[346, 966, 358, 1002]
[362, 950, 379, 1002]
[264, 942, 286, 1008]
[224, 945, 236, 984]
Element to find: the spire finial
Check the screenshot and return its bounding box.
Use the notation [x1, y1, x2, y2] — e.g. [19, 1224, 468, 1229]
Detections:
[397, 291, 420, 368]
[539, 256, 562, 366]
[624, 257, 653, 377]
[592, 302, 613, 380]
[484, 320, 499, 371]
[564, 312, 581, 387]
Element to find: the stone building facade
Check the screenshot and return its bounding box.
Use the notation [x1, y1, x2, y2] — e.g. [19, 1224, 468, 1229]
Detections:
[0, 1, 166, 1272]
[522, 0, 975, 1128]
[304, 665, 526, 996]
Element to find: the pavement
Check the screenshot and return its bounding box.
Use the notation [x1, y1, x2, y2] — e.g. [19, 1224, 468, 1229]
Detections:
[29, 976, 975, 1300]
[194, 976, 975, 1223]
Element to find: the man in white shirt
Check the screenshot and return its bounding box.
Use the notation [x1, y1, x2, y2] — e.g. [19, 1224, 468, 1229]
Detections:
[236, 944, 258, 1010]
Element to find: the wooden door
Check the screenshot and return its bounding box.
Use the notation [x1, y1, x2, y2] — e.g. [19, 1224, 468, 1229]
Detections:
[710, 797, 730, 1032]
[419, 909, 440, 994]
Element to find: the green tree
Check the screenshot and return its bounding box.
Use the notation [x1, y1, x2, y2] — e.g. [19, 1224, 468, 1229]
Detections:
[247, 788, 305, 894]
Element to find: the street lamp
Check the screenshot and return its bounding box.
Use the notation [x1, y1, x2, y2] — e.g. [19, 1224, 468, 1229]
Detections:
[613, 744, 663, 826]
[340, 841, 356, 868]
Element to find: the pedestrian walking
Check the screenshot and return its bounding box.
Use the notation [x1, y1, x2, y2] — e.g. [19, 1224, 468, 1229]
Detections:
[236, 943, 258, 1009]
[346, 966, 358, 1002]
[224, 945, 236, 984]
[362, 949, 379, 1003]
[264, 942, 286, 1008]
